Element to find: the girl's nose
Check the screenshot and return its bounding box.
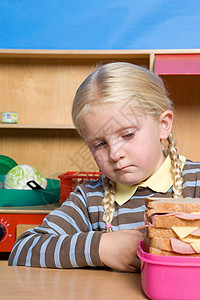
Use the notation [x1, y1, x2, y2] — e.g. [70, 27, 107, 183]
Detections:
[110, 150, 120, 161]
[109, 143, 125, 161]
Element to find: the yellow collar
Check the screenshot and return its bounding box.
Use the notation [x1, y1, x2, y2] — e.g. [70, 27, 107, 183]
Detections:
[115, 155, 186, 205]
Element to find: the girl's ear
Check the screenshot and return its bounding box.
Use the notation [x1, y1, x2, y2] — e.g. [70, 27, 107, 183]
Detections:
[159, 110, 174, 140]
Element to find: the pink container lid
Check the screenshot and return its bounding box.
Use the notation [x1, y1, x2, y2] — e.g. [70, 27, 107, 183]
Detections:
[137, 241, 200, 267]
[137, 241, 200, 300]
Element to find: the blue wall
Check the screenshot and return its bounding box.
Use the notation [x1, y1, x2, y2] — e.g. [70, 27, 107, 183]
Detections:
[0, 0, 200, 50]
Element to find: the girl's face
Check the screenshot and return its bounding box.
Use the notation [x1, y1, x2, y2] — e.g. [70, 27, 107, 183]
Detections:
[82, 104, 173, 185]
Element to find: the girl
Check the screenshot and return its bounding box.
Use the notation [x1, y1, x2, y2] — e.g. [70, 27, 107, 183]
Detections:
[8, 62, 200, 272]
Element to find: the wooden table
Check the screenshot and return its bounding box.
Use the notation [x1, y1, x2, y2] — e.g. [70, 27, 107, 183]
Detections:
[0, 266, 148, 299]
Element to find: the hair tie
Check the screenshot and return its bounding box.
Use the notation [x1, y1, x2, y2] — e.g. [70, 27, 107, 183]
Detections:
[105, 223, 113, 230]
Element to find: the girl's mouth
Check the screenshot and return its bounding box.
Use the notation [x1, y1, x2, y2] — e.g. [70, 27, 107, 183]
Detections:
[115, 165, 132, 172]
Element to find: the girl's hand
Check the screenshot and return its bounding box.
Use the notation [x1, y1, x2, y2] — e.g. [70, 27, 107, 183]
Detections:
[99, 229, 143, 272]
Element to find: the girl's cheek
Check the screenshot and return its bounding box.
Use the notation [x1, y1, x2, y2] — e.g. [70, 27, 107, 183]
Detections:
[93, 151, 108, 167]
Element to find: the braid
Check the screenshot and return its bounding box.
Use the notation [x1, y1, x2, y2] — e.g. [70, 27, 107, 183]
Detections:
[167, 132, 183, 198]
[102, 175, 116, 232]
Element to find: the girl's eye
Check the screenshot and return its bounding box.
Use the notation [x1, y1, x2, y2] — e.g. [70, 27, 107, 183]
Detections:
[122, 132, 135, 139]
[95, 141, 106, 149]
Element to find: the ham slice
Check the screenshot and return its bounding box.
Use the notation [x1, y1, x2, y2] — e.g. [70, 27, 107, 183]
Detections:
[174, 213, 200, 220]
[149, 212, 200, 226]
[191, 229, 200, 236]
[170, 237, 196, 254]
[144, 212, 151, 224]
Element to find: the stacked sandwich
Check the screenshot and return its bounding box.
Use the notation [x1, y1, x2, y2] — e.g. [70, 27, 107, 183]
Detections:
[144, 198, 200, 256]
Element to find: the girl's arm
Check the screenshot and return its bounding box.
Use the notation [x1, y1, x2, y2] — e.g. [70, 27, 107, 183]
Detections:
[8, 190, 104, 268]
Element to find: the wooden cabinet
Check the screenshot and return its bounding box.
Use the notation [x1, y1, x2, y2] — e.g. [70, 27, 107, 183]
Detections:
[0, 50, 152, 178]
[155, 53, 200, 161]
[0, 49, 200, 178]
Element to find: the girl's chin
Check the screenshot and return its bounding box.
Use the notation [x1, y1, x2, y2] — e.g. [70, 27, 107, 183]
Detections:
[114, 174, 143, 186]
[118, 179, 140, 186]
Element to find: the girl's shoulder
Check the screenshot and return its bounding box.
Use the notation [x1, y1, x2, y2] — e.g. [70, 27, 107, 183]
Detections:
[81, 175, 103, 190]
[61, 176, 104, 207]
[183, 159, 200, 171]
[73, 175, 104, 198]
[182, 159, 200, 198]
[182, 159, 200, 182]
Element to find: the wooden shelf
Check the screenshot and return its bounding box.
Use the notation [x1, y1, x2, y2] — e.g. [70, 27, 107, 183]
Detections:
[0, 49, 152, 59]
[0, 49, 200, 58]
[0, 123, 75, 129]
[1, 49, 200, 177]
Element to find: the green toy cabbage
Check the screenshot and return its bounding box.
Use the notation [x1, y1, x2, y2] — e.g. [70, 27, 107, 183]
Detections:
[4, 164, 47, 190]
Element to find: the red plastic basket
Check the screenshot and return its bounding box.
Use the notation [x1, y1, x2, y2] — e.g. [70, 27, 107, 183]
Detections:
[58, 171, 102, 204]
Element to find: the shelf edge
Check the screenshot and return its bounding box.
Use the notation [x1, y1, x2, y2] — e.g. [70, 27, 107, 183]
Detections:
[0, 124, 76, 129]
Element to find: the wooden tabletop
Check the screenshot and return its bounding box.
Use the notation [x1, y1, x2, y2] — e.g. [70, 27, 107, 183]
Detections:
[0, 266, 148, 299]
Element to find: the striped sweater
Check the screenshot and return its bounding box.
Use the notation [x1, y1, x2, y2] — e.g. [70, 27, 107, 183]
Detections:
[8, 160, 200, 268]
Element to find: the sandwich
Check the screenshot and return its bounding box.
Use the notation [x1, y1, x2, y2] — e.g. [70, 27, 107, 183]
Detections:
[143, 197, 200, 256]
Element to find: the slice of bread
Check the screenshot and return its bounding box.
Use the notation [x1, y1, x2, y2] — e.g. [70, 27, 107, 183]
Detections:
[144, 236, 172, 252]
[147, 226, 177, 238]
[145, 198, 200, 217]
[144, 236, 200, 253]
[149, 247, 200, 257]
[153, 215, 200, 227]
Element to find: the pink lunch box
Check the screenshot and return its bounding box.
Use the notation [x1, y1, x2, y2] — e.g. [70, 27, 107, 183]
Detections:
[137, 241, 200, 300]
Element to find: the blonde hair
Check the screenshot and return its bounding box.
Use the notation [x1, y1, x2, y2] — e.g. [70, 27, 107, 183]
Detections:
[72, 62, 183, 232]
